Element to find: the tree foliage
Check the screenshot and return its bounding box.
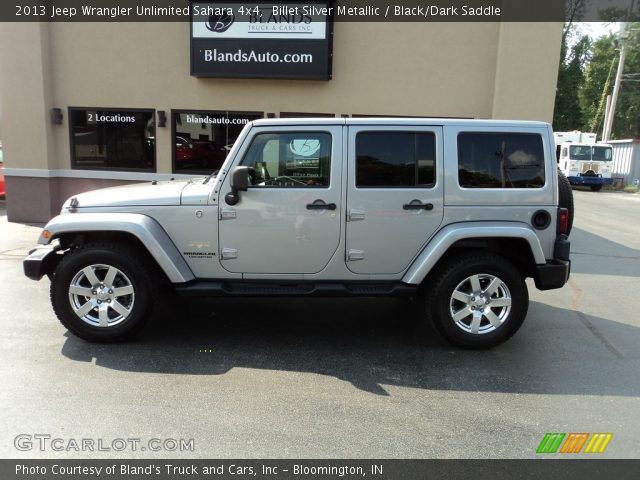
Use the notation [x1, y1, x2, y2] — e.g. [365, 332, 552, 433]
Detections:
[553, 0, 589, 131]
[554, 18, 640, 139]
[579, 25, 640, 139]
[553, 28, 591, 131]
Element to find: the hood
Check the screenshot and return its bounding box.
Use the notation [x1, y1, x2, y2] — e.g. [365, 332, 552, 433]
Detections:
[61, 180, 195, 210]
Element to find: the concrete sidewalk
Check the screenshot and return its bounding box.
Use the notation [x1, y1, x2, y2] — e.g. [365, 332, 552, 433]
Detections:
[0, 199, 44, 258]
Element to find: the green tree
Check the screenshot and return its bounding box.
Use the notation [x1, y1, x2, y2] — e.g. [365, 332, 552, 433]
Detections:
[580, 25, 640, 139]
[579, 33, 616, 134]
[553, 30, 591, 131]
[553, 0, 590, 131]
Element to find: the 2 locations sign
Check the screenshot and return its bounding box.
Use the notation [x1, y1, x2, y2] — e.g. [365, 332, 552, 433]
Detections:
[190, 2, 334, 79]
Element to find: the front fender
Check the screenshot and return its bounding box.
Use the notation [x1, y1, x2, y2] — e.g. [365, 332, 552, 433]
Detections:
[39, 213, 195, 283]
[402, 222, 546, 285]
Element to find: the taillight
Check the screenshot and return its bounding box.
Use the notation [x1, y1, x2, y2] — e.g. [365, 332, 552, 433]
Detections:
[558, 208, 569, 235]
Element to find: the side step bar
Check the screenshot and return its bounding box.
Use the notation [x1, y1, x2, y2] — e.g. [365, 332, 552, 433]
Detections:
[175, 281, 418, 298]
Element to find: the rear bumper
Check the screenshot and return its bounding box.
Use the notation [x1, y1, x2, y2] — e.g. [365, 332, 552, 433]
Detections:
[23, 244, 61, 281]
[567, 175, 613, 186]
[533, 235, 571, 290]
[534, 260, 571, 290]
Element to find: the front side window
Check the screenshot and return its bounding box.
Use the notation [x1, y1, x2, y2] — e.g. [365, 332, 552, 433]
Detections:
[458, 132, 545, 188]
[241, 132, 331, 187]
[356, 132, 436, 187]
[70, 108, 155, 171]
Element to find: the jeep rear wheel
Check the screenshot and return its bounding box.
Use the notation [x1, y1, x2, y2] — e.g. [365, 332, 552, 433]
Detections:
[427, 252, 528, 349]
[50, 243, 155, 342]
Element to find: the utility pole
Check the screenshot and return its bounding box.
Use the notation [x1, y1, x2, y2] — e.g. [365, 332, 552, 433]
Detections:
[602, 94, 611, 140]
[603, 23, 628, 141]
[603, 0, 635, 141]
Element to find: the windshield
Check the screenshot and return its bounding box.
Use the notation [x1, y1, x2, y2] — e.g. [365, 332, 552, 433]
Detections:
[569, 145, 613, 161]
[569, 145, 591, 160]
[591, 146, 612, 161]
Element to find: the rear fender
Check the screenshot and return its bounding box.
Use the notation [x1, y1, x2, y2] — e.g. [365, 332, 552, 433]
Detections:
[402, 222, 546, 285]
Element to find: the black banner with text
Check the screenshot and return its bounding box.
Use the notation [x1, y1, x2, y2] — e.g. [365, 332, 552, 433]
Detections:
[2, 0, 638, 22]
[2, 459, 640, 480]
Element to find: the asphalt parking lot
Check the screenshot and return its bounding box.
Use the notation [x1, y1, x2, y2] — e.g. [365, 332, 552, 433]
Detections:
[1, 190, 639, 459]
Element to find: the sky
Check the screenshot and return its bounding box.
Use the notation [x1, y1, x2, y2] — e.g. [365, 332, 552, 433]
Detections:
[580, 21, 622, 38]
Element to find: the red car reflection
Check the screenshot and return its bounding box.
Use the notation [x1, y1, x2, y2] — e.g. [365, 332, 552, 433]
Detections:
[175, 136, 227, 170]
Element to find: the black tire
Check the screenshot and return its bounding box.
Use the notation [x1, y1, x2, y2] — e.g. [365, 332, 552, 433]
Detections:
[590, 184, 603, 192]
[50, 243, 156, 342]
[427, 251, 529, 349]
[557, 169, 574, 235]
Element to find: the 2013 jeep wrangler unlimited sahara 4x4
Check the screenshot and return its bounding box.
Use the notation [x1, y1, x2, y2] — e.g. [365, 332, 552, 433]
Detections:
[24, 118, 572, 349]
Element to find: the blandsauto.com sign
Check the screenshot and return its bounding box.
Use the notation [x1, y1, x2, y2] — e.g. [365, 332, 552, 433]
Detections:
[190, 1, 334, 79]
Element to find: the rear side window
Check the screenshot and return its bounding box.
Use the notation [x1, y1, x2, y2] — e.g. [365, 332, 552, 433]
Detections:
[458, 133, 545, 188]
[356, 132, 436, 188]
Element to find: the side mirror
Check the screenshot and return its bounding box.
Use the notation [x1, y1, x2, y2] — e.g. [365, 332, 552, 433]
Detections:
[225, 166, 250, 206]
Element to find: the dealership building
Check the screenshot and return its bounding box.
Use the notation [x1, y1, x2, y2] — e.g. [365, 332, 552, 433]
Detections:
[0, 10, 562, 222]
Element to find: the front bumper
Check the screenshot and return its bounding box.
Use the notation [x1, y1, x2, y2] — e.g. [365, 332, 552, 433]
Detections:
[23, 244, 61, 281]
[533, 235, 571, 290]
[567, 175, 613, 186]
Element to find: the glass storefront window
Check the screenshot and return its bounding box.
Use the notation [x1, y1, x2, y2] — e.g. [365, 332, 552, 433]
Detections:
[172, 110, 263, 174]
[70, 108, 156, 171]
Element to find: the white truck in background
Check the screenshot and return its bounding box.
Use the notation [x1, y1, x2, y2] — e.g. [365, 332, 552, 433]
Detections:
[554, 131, 613, 192]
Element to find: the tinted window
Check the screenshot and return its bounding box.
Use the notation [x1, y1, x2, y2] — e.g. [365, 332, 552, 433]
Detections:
[458, 133, 545, 188]
[70, 109, 155, 171]
[241, 132, 331, 188]
[173, 110, 263, 174]
[356, 132, 436, 187]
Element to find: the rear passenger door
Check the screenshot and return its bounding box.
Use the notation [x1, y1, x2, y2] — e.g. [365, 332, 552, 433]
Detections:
[345, 126, 444, 274]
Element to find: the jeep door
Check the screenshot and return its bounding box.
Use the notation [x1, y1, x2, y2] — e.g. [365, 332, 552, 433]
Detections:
[345, 125, 444, 274]
[218, 126, 343, 275]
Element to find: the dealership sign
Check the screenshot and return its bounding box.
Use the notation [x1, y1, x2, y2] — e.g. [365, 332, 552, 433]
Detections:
[190, 2, 334, 79]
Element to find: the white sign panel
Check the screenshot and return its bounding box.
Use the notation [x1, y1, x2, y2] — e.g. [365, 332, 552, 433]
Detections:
[192, 3, 327, 40]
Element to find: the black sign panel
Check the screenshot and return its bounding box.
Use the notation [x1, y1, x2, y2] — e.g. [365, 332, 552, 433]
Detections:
[190, 1, 334, 80]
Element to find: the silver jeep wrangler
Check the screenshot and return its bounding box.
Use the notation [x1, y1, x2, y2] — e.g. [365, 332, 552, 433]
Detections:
[24, 118, 572, 349]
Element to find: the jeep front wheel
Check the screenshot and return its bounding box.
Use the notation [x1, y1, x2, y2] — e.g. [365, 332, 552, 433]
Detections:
[427, 252, 528, 349]
[50, 243, 155, 342]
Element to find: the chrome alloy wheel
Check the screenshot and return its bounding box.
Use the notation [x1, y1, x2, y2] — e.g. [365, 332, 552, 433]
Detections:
[449, 273, 512, 335]
[67, 264, 135, 327]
